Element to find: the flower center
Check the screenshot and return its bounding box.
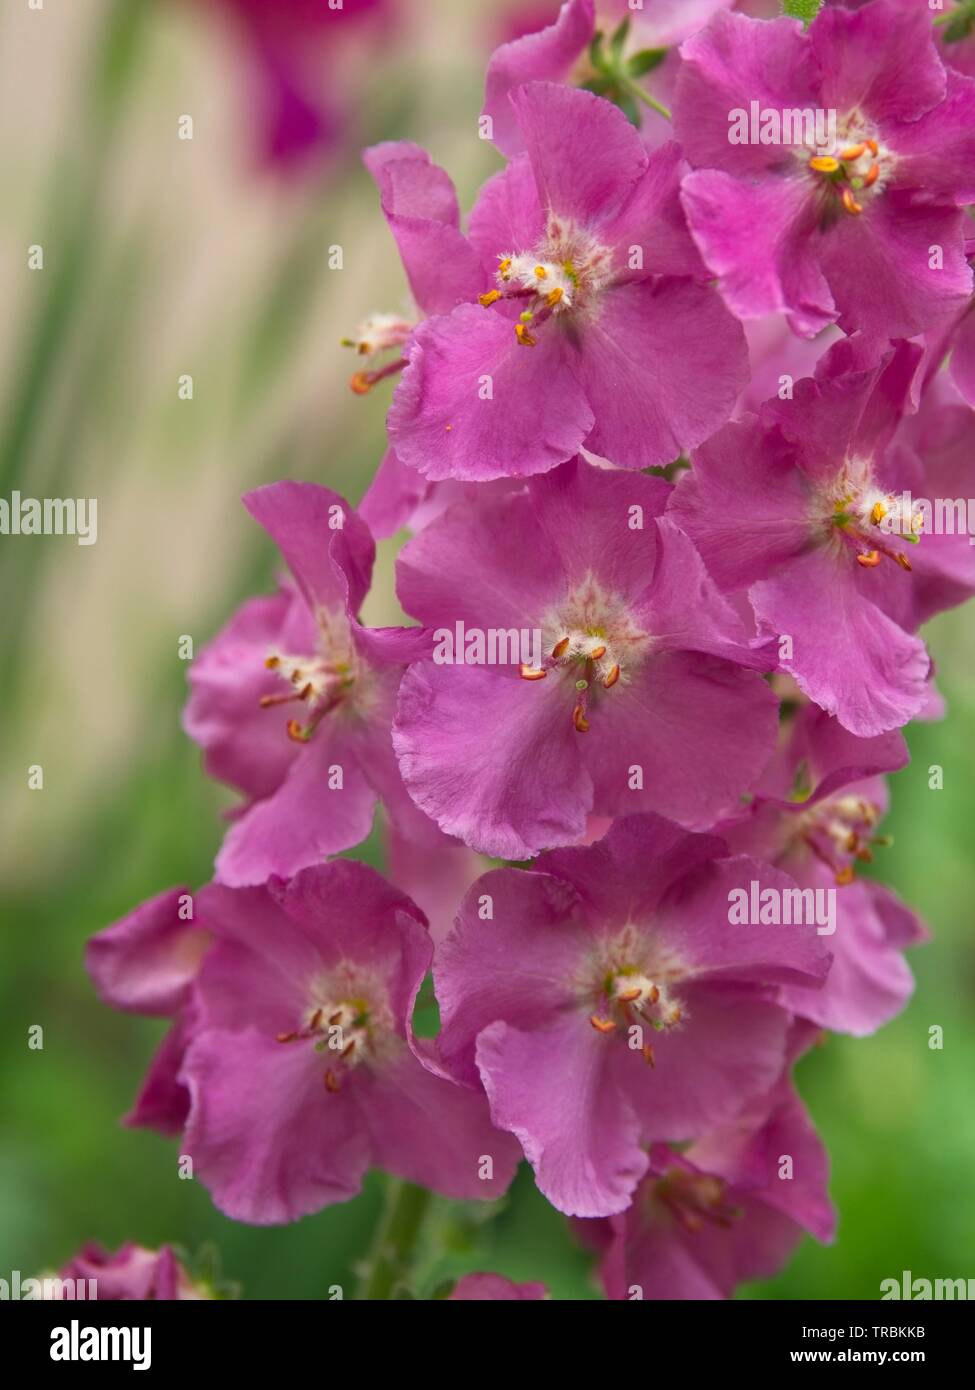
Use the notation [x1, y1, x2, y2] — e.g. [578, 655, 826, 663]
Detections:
[805, 116, 893, 217]
[261, 608, 357, 743]
[478, 216, 614, 347]
[276, 994, 375, 1095]
[653, 1168, 743, 1235]
[587, 940, 688, 1069]
[519, 579, 649, 732]
[818, 462, 922, 572]
[797, 792, 889, 886]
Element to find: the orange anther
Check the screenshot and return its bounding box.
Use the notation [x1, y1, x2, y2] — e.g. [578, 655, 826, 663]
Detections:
[478, 289, 502, 307]
[590, 1014, 615, 1034]
[572, 703, 590, 734]
[590, 645, 607, 661]
[520, 664, 547, 681]
[841, 188, 863, 215]
[551, 636, 570, 659]
[839, 142, 867, 161]
[324, 1069, 342, 1093]
[895, 552, 913, 572]
[602, 663, 621, 689]
[515, 323, 536, 347]
[857, 550, 881, 568]
[863, 164, 880, 188]
[835, 866, 855, 886]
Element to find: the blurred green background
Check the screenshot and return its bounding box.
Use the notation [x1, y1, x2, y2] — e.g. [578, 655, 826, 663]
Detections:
[1, 0, 972, 1300]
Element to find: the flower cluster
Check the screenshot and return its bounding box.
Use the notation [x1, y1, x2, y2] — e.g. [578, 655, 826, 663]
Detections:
[86, 0, 974, 1299]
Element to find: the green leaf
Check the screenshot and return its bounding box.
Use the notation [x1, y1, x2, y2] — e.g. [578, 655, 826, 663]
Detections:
[609, 16, 631, 64]
[781, 0, 823, 24]
[627, 48, 667, 78]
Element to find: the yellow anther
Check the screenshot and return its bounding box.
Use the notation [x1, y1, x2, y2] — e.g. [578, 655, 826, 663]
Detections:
[498, 257, 512, 277]
[546, 287, 564, 307]
[479, 289, 502, 307]
[515, 323, 536, 347]
[870, 501, 887, 525]
[810, 155, 840, 173]
[857, 550, 881, 568]
[534, 265, 548, 279]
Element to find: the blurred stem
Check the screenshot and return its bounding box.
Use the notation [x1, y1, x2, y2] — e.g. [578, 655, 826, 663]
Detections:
[357, 1179, 433, 1300]
[620, 73, 671, 122]
[0, 0, 149, 495]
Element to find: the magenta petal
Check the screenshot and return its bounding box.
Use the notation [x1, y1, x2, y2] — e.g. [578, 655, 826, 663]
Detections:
[752, 549, 930, 736]
[86, 886, 205, 1017]
[675, 12, 819, 176]
[476, 1015, 648, 1217]
[123, 1018, 192, 1137]
[388, 303, 593, 481]
[182, 589, 306, 801]
[669, 417, 813, 593]
[809, 0, 945, 127]
[611, 983, 791, 1141]
[397, 486, 563, 632]
[508, 81, 647, 226]
[243, 481, 374, 616]
[358, 1044, 521, 1199]
[601, 141, 708, 281]
[817, 195, 973, 340]
[436, 867, 589, 1085]
[781, 876, 919, 1037]
[891, 70, 975, 207]
[365, 145, 485, 316]
[586, 651, 778, 829]
[214, 731, 376, 886]
[467, 155, 546, 277]
[681, 170, 834, 337]
[181, 1026, 370, 1225]
[577, 278, 749, 468]
[483, 0, 595, 158]
[394, 662, 591, 859]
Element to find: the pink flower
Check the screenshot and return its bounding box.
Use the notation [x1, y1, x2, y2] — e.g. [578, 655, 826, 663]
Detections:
[434, 814, 829, 1216]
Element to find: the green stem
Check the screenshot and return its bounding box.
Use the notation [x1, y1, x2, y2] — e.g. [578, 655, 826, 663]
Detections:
[357, 1180, 433, 1300]
[620, 73, 672, 122]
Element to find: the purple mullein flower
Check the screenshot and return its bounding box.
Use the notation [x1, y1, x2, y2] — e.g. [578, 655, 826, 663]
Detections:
[393, 457, 778, 859]
[434, 814, 829, 1216]
[675, 2, 975, 337]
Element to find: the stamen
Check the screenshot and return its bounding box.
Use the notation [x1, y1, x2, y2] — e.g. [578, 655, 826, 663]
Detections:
[590, 1014, 615, 1034]
[641, 1043, 656, 1068]
[863, 165, 880, 188]
[478, 289, 502, 307]
[839, 142, 867, 160]
[349, 357, 408, 395]
[841, 189, 863, 216]
[534, 265, 548, 279]
[520, 664, 547, 681]
[589, 645, 607, 661]
[836, 866, 855, 886]
[602, 663, 620, 689]
[810, 155, 840, 173]
[572, 703, 590, 734]
[895, 552, 912, 572]
[551, 636, 570, 659]
[514, 323, 536, 348]
[870, 501, 887, 525]
[545, 287, 564, 307]
[857, 550, 881, 568]
[324, 1069, 342, 1093]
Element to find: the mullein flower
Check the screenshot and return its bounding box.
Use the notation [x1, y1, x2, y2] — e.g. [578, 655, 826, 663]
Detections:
[393, 457, 778, 859]
[675, 2, 975, 337]
[670, 335, 975, 736]
[434, 814, 829, 1216]
[183, 481, 443, 886]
